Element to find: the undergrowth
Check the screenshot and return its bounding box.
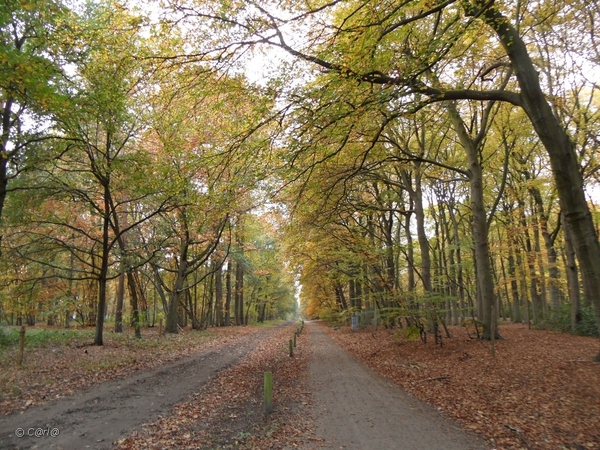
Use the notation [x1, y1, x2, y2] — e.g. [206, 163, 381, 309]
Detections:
[539, 304, 599, 337]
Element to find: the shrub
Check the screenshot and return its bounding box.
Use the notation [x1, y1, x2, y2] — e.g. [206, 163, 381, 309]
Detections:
[404, 325, 421, 341]
[0, 326, 18, 347]
[544, 304, 599, 337]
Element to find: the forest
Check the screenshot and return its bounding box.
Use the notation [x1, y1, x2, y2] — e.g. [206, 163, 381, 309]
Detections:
[1, 0, 599, 358]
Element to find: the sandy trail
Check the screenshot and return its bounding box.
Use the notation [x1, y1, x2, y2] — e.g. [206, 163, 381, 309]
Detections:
[0, 322, 490, 450]
[0, 327, 274, 450]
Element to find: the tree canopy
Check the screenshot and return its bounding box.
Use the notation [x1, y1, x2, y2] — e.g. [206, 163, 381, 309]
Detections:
[0, 0, 599, 359]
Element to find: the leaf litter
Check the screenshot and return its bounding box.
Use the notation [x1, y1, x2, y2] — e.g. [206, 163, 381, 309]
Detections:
[115, 322, 312, 449]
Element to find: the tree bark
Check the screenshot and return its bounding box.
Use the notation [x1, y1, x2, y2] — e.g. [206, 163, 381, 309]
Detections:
[215, 262, 224, 326]
[115, 272, 125, 333]
[562, 212, 582, 333]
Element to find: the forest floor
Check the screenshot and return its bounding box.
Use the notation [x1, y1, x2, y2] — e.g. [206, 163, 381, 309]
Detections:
[0, 321, 598, 449]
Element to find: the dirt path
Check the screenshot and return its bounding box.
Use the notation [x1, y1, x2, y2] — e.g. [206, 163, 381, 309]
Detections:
[1, 322, 491, 450]
[0, 327, 276, 450]
[303, 321, 489, 450]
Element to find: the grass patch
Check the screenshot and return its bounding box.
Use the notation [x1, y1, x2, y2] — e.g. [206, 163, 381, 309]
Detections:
[0, 326, 94, 349]
[253, 319, 287, 327]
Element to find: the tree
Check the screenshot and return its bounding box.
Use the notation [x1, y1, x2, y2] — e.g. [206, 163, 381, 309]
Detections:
[0, 0, 72, 248]
[181, 0, 600, 348]
[3, 2, 169, 344]
[141, 50, 276, 332]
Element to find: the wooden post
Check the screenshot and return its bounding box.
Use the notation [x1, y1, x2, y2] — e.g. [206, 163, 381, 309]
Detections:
[17, 326, 25, 366]
[491, 301, 496, 358]
[264, 371, 273, 414]
[293, 332, 297, 347]
[289, 339, 294, 357]
[159, 318, 163, 338]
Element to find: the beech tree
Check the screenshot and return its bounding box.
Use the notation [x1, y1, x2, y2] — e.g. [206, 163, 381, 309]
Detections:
[0, 0, 73, 248]
[2, 0, 598, 359]
[2, 2, 170, 344]
[176, 0, 600, 348]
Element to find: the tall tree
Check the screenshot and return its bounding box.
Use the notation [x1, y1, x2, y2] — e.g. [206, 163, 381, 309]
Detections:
[0, 0, 72, 248]
[185, 0, 600, 348]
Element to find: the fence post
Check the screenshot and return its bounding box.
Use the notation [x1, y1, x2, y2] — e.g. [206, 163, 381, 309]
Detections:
[264, 371, 273, 414]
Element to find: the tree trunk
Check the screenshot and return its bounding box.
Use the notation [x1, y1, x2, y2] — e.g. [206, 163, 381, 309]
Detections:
[0, 97, 14, 249]
[562, 212, 582, 333]
[533, 215, 548, 318]
[498, 250, 511, 320]
[449, 201, 466, 320]
[508, 249, 522, 323]
[152, 264, 169, 315]
[215, 262, 224, 326]
[446, 105, 498, 339]
[405, 208, 416, 295]
[204, 269, 214, 329]
[401, 170, 432, 293]
[516, 247, 531, 326]
[65, 247, 76, 329]
[94, 184, 111, 346]
[335, 284, 349, 310]
[165, 239, 189, 334]
[475, 1, 600, 358]
[521, 208, 541, 324]
[529, 184, 561, 313]
[383, 209, 396, 296]
[235, 259, 244, 326]
[437, 199, 454, 323]
[349, 278, 356, 309]
[115, 272, 125, 333]
[126, 271, 141, 338]
[225, 258, 232, 326]
[113, 208, 141, 338]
